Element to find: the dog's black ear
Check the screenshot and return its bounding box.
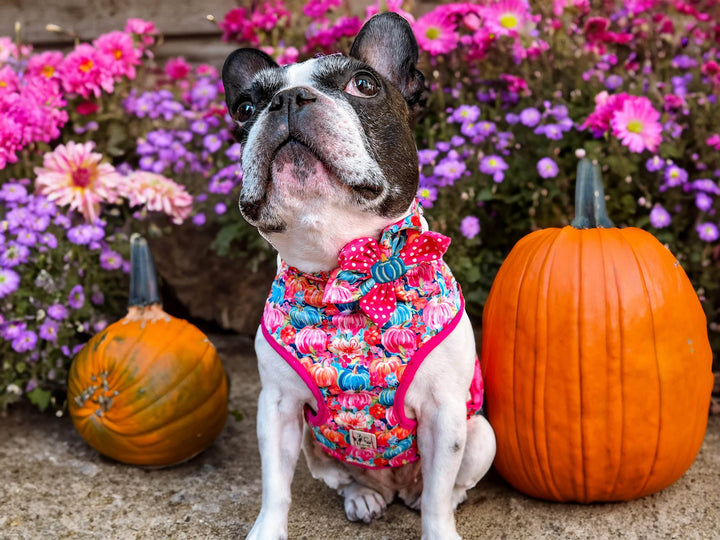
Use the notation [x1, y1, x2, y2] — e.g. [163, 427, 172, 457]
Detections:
[222, 48, 278, 115]
[349, 12, 426, 116]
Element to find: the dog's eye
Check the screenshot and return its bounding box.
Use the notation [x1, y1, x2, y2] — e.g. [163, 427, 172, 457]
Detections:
[235, 101, 255, 123]
[344, 73, 379, 98]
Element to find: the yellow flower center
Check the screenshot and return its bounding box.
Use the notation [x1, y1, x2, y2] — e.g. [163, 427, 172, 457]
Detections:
[489, 158, 497, 167]
[114, 49, 123, 60]
[420, 188, 431, 197]
[41, 65, 55, 78]
[79, 59, 94, 73]
[627, 119, 643, 134]
[500, 13, 518, 29]
[0, 81, 6, 88]
[426, 27, 440, 40]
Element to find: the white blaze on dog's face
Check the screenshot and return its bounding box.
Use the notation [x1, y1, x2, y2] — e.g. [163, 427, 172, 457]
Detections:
[221, 13, 426, 272]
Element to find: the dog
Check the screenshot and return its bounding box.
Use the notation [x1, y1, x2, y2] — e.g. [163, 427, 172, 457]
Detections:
[222, 12, 496, 540]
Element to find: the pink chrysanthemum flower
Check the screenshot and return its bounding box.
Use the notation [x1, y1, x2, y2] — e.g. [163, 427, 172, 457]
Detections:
[610, 96, 662, 153]
[365, 0, 415, 24]
[120, 171, 193, 225]
[26, 50, 64, 82]
[0, 65, 20, 93]
[34, 141, 121, 222]
[124, 18, 158, 49]
[93, 31, 142, 80]
[480, 0, 531, 37]
[413, 10, 459, 55]
[61, 44, 115, 98]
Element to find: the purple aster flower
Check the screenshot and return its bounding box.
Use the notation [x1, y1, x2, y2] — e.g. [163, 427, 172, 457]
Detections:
[476, 121, 496, 137]
[29, 214, 50, 232]
[190, 119, 209, 135]
[41, 233, 57, 249]
[696, 222, 719, 242]
[604, 75, 623, 90]
[47, 303, 69, 320]
[649, 204, 671, 228]
[190, 79, 219, 107]
[67, 225, 94, 245]
[14, 229, 38, 247]
[646, 156, 664, 172]
[215, 202, 227, 215]
[550, 104, 569, 119]
[159, 99, 183, 121]
[449, 105, 480, 124]
[26, 379, 38, 392]
[12, 330, 37, 353]
[460, 216, 480, 239]
[5, 208, 31, 231]
[0, 268, 20, 298]
[505, 112, 520, 125]
[0, 182, 28, 202]
[91, 287, 104, 306]
[450, 135, 465, 147]
[696, 193, 713, 212]
[435, 142, 451, 153]
[417, 186, 438, 208]
[519, 108, 541, 127]
[1, 243, 30, 267]
[68, 284, 85, 310]
[225, 143, 243, 161]
[691, 179, 720, 195]
[537, 158, 559, 179]
[664, 121, 683, 138]
[39, 319, 60, 342]
[664, 165, 688, 187]
[536, 124, 564, 140]
[672, 55, 697, 69]
[31, 197, 57, 216]
[479, 155, 509, 183]
[208, 178, 234, 195]
[192, 213, 207, 226]
[434, 159, 467, 183]
[2, 321, 25, 340]
[54, 214, 71, 229]
[147, 130, 173, 148]
[203, 134, 223, 153]
[100, 250, 123, 271]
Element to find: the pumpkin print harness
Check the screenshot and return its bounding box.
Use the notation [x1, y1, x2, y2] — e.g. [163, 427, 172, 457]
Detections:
[261, 201, 485, 469]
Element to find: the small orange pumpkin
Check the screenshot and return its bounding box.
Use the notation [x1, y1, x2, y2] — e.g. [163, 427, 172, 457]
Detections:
[481, 159, 713, 502]
[68, 235, 228, 467]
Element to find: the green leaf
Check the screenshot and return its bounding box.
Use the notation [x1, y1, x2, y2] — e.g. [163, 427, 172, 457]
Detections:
[27, 388, 52, 412]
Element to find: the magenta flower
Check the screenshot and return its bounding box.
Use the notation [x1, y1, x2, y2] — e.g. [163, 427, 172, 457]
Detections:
[412, 10, 459, 55]
[417, 186, 438, 208]
[100, 250, 123, 270]
[480, 0, 531, 37]
[93, 31, 141, 80]
[39, 319, 60, 342]
[610, 96, 662, 153]
[479, 155, 509, 183]
[164, 57, 192, 80]
[60, 44, 114, 98]
[47, 304, 69, 320]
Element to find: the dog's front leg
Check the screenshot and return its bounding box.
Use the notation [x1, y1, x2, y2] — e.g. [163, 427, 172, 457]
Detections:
[248, 383, 303, 540]
[416, 399, 467, 540]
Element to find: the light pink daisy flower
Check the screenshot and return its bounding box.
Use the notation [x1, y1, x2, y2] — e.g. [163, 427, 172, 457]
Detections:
[480, 0, 531, 37]
[610, 96, 662, 153]
[60, 44, 114, 98]
[412, 10, 458, 55]
[93, 31, 142, 80]
[120, 171, 193, 225]
[34, 141, 121, 222]
[124, 18, 159, 49]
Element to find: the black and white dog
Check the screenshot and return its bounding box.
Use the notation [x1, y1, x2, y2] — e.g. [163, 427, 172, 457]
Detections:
[222, 13, 495, 539]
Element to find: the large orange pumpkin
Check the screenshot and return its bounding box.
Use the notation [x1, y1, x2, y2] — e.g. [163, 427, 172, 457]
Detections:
[480, 159, 713, 502]
[68, 235, 228, 467]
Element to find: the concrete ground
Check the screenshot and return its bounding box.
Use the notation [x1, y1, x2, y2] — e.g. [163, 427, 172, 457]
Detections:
[1, 334, 719, 540]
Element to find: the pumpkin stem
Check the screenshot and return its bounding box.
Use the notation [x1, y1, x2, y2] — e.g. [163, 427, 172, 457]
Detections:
[571, 158, 615, 229]
[128, 234, 161, 308]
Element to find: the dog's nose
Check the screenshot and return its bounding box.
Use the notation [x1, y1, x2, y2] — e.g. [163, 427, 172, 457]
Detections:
[269, 87, 318, 113]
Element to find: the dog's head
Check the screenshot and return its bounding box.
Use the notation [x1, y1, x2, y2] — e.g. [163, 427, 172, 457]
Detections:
[221, 13, 425, 237]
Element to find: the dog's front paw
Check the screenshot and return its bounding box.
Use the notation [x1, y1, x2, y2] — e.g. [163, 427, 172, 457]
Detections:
[247, 512, 287, 540]
[341, 483, 388, 524]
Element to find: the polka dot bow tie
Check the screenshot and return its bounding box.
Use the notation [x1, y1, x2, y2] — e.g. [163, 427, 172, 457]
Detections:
[322, 226, 451, 325]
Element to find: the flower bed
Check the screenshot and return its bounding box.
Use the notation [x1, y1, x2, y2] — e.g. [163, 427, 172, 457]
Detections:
[2, 0, 719, 412]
